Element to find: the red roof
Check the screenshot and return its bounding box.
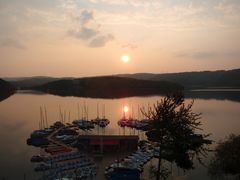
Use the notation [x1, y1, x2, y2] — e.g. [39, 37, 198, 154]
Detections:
[90, 139, 119, 145]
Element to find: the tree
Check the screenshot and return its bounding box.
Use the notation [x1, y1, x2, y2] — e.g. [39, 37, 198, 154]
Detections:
[208, 134, 240, 179]
[142, 93, 211, 180]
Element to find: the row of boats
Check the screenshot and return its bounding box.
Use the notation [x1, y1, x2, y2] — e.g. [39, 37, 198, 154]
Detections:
[72, 117, 110, 130]
[27, 117, 103, 147]
[118, 118, 151, 131]
[41, 165, 96, 180]
[92, 117, 110, 128]
[32, 152, 97, 179]
[35, 158, 94, 172]
[105, 148, 155, 179]
[31, 152, 86, 163]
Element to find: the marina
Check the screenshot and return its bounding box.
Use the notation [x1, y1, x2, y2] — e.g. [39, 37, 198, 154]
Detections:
[26, 104, 154, 180]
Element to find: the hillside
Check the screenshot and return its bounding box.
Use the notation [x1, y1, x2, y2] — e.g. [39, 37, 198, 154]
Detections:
[35, 76, 183, 98]
[0, 79, 15, 101]
[4, 76, 62, 89]
[118, 69, 240, 89]
[6, 69, 240, 90]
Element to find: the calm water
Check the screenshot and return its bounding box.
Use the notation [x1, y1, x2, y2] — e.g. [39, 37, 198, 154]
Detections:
[0, 91, 240, 180]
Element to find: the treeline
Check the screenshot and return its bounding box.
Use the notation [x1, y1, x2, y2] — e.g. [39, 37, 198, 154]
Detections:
[119, 69, 240, 89]
[7, 76, 62, 89]
[0, 79, 15, 101]
[35, 76, 183, 98]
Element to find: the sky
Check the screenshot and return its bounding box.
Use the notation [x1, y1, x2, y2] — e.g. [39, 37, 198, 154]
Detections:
[0, 0, 240, 77]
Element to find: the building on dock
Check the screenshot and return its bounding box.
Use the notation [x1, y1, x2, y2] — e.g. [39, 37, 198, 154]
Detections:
[75, 135, 139, 153]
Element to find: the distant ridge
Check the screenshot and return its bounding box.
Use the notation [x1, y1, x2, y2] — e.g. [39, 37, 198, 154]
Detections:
[4, 76, 72, 89]
[35, 76, 183, 98]
[3, 68, 240, 90]
[117, 69, 240, 89]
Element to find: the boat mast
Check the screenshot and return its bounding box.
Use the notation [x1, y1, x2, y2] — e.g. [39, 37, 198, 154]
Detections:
[40, 106, 45, 129]
[131, 105, 134, 119]
[44, 105, 48, 128]
[102, 104, 105, 119]
[86, 106, 88, 120]
[137, 104, 140, 120]
[59, 105, 63, 123]
[97, 103, 99, 118]
[68, 111, 71, 123]
[63, 110, 66, 124]
[39, 107, 42, 129]
[81, 106, 84, 120]
[77, 103, 80, 119]
[123, 104, 125, 118]
[83, 101, 88, 120]
[84, 101, 86, 120]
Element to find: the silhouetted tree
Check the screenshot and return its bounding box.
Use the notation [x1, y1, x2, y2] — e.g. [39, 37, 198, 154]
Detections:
[142, 92, 211, 180]
[208, 134, 240, 179]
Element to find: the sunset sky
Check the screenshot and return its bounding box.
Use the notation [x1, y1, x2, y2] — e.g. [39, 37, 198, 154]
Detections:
[0, 0, 239, 77]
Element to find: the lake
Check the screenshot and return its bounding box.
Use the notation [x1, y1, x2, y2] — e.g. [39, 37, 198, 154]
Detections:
[0, 91, 240, 180]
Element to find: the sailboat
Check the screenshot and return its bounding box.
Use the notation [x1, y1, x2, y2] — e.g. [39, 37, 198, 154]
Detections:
[92, 104, 110, 128]
[118, 105, 129, 128]
[72, 102, 94, 130]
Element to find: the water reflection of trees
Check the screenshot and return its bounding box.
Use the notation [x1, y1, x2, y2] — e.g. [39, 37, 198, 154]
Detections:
[208, 134, 240, 179]
[142, 93, 212, 180]
[0, 79, 15, 102]
[185, 90, 240, 102]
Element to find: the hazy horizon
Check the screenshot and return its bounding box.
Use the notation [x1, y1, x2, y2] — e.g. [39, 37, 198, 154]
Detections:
[0, 0, 240, 77]
[1, 67, 239, 79]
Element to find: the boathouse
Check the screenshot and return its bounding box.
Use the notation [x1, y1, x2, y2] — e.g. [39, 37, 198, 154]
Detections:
[76, 135, 139, 153]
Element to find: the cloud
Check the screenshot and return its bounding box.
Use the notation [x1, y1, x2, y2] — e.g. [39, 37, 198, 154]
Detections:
[176, 50, 240, 60]
[122, 43, 138, 50]
[68, 27, 99, 40]
[215, 0, 240, 14]
[88, 0, 159, 7]
[71, 9, 94, 25]
[85, 1, 210, 31]
[85, 0, 240, 31]
[68, 9, 114, 47]
[175, 51, 217, 59]
[214, 0, 240, 23]
[0, 38, 25, 49]
[79, 10, 94, 25]
[192, 52, 217, 59]
[89, 34, 114, 47]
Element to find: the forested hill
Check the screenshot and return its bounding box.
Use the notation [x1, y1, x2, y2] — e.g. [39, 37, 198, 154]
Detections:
[5, 69, 240, 90]
[5, 76, 61, 89]
[0, 79, 15, 101]
[118, 69, 240, 89]
[35, 76, 183, 98]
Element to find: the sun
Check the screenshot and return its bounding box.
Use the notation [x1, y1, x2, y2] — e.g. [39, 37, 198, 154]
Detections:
[121, 54, 130, 63]
[123, 105, 129, 113]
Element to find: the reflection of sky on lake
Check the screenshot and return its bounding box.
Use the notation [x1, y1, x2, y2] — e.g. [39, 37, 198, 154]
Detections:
[0, 92, 240, 179]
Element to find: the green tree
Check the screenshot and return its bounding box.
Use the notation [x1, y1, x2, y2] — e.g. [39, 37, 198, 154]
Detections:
[208, 134, 240, 179]
[142, 93, 211, 180]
